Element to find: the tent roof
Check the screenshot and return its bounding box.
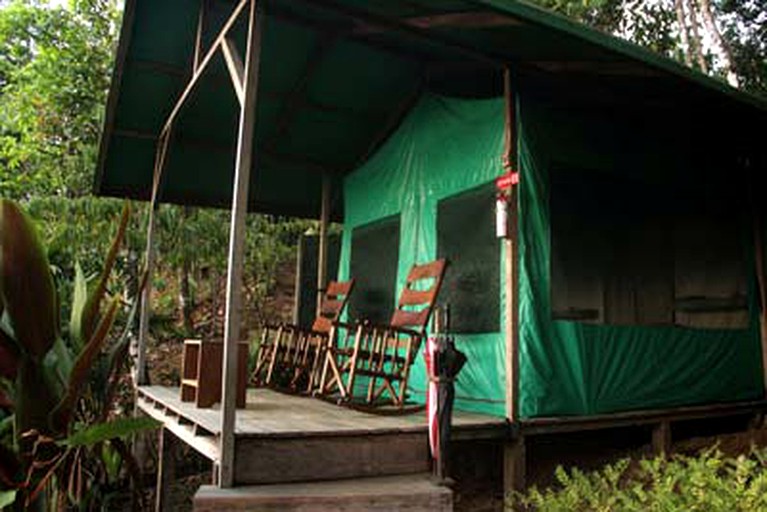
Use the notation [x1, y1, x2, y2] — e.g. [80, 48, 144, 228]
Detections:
[95, 0, 767, 220]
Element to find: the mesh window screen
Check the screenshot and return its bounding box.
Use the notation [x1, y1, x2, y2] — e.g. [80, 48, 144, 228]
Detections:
[550, 167, 675, 325]
[550, 166, 747, 328]
[437, 183, 500, 333]
[349, 216, 400, 324]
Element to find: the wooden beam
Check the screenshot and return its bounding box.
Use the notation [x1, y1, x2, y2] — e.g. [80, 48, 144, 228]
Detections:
[503, 437, 526, 493]
[137, 129, 172, 385]
[155, 428, 178, 512]
[194, 0, 209, 73]
[222, 37, 246, 105]
[652, 421, 672, 455]
[316, 173, 331, 312]
[265, 34, 338, 152]
[284, 0, 505, 68]
[354, 11, 523, 35]
[219, 0, 263, 488]
[159, 0, 250, 139]
[753, 215, 767, 396]
[521, 399, 767, 436]
[502, 68, 519, 422]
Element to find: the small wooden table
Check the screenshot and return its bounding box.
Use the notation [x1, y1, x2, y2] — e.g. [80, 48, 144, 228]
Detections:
[180, 339, 248, 408]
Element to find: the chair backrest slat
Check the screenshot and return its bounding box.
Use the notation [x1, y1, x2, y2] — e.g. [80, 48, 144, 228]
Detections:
[312, 279, 355, 333]
[389, 259, 447, 332]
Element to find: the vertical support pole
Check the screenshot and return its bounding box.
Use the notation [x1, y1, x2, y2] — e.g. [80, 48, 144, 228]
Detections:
[652, 421, 672, 455]
[292, 238, 304, 325]
[753, 216, 767, 396]
[502, 66, 524, 498]
[155, 428, 177, 512]
[219, 0, 262, 488]
[502, 68, 519, 422]
[317, 173, 331, 312]
[504, 437, 526, 495]
[137, 129, 171, 386]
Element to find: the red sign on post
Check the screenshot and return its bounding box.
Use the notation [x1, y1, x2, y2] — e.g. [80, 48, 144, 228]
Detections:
[495, 171, 519, 191]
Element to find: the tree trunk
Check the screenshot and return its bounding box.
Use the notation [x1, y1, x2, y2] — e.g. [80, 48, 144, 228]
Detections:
[674, 0, 694, 66]
[696, 0, 739, 86]
[685, 0, 709, 73]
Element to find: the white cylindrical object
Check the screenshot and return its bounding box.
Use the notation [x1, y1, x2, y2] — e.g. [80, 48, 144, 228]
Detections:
[496, 196, 509, 238]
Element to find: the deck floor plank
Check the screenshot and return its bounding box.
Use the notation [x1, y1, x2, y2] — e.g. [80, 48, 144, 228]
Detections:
[137, 385, 506, 439]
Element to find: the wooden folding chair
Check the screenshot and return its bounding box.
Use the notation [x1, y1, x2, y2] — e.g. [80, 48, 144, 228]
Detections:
[319, 259, 447, 407]
[251, 279, 354, 391]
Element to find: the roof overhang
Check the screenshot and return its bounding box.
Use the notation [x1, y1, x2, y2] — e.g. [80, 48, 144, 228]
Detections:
[95, 0, 767, 220]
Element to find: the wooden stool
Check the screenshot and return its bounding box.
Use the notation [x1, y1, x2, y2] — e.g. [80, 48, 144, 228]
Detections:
[180, 339, 248, 408]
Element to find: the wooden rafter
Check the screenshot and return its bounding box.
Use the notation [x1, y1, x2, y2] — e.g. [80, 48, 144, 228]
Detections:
[354, 11, 523, 35]
[222, 37, 246, 105]
[264, 33, 339, 153]
[284, 0, 505, 68]
[159, 0, 250, 139]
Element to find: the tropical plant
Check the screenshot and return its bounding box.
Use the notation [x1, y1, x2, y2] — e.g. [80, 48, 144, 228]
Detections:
[509, 446, 767, 511]
[0, 199, 156, 510]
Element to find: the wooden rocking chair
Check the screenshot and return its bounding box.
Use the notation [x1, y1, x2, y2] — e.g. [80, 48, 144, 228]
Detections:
[251, 279, 354, 392]
[319, 259, 447, 407]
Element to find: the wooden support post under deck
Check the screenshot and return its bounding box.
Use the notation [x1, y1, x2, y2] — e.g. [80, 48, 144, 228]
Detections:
[155, 427, 177, 512]
[504, 437, 526, 494]
[652, 420, 672, 455]
[219, 0, 263, 488]
[316, 173, 331, 312]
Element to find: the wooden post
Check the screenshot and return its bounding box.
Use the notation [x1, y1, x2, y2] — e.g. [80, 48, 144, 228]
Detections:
[652, 421, 672, 455]
[292, 238, 304, 325]
[753, 217, 767, 396]
[193, 0, 208, 73]
[504, 437, 526, 495]
[317, 173, 331, 312]
[137, 129, 171, 385]
[502, 66, 524, 498]
[155, 428, 177, 512]
[219, 0, 262, 488]
[502, 68, 519, 421]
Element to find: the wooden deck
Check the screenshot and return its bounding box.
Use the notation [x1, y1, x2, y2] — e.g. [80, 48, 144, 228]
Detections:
[137, 385, 507, 485]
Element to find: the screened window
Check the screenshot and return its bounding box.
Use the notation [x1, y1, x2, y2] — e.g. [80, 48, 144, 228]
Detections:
[549, 166, 747, 329]
[349, 216, 400, 324]
[437, 183, 500, 333]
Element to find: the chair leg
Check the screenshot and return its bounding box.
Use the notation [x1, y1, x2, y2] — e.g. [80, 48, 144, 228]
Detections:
[265, 326, 284, 385]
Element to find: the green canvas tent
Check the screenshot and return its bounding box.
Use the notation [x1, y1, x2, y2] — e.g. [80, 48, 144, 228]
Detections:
[97, 0, 767, 434]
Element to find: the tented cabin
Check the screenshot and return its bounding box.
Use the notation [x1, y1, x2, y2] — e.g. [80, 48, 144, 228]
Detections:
[96, 0, 767, 508]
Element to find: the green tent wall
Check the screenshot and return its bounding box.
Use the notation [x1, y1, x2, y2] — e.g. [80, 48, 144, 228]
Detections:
[338, 91, 764, 419]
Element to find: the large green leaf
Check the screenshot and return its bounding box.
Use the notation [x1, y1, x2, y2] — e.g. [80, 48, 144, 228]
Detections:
[0, 200, 58, 360]
[80, 204, 129, 346]
[0, 490, 16, 508]
[68, 261, 88, 351]
[62, 416, 159, 448]
[49, 297, 119, 434]
[14, 357, 59, 436]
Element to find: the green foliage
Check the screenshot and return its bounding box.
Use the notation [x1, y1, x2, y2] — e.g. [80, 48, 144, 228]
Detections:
[510, 447, 767, 511]
[0, 0, 119, 199]
[0, 199, 154, 509]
